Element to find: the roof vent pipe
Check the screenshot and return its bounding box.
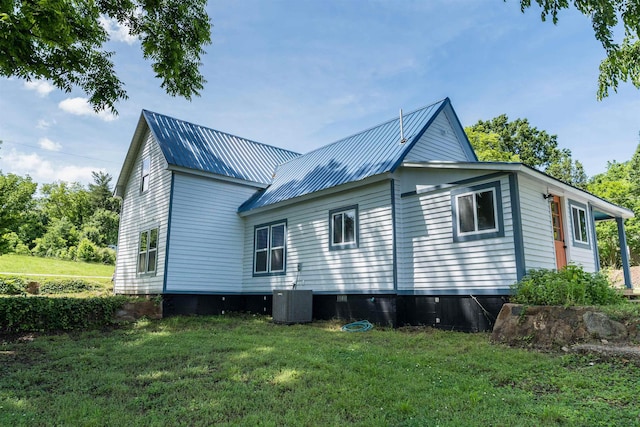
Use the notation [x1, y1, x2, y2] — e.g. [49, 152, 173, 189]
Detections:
[399, 109, 407, 144]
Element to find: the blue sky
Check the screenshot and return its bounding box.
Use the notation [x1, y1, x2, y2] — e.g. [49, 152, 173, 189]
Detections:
[1, 0, 638, 186]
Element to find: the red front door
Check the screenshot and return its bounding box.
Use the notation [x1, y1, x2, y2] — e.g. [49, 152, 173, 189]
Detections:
[550, 195, 567, 269]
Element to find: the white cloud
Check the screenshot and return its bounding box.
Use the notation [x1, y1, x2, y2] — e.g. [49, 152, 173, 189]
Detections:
[98, 16, 137, 45]
[1, 149, 101, 184]
[24, 79, 55, 96]
[36, 118, 56, 130]
[58, 97, 117, 122]
[38, 137, 62, 152]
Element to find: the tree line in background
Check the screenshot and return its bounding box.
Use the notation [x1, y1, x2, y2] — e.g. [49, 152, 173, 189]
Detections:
[0, 166, 120, 265]
[466, 116, 640, 269]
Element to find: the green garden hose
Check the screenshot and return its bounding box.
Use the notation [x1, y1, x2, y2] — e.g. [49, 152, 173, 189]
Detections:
[340, 320, 373, 332]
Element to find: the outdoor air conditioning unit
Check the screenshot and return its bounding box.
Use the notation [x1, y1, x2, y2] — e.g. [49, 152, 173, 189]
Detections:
[272, 289, 313, 324]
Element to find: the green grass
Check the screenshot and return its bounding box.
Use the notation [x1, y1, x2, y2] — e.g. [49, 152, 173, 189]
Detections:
[1, 315, 639, 426]
[0, 254, 114, 292]
[0, 254, 114, 277]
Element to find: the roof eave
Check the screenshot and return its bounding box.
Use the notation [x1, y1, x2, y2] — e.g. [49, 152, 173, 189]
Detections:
[168, 165, 270, 189]
[401, 161, 634, 219]
[114, 112, 152, 198]
[238, 173, 393, 217]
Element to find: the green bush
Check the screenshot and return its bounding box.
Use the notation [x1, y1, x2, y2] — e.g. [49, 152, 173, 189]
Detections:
[39, 278, 100, 294]
[511, 264, 624, 307]
[0, 296, 129, 333]
[1, 232, 30, 255]
[0, 276, 26, 295]
[77, 238, 99, 262]
[98, 247, 116, 265]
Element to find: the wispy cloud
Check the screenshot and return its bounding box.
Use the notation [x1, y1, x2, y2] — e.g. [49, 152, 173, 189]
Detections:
[38, 137, 62, 152]
[24, 80, 55, 96]
[36, 118, 56, 130]
[58, 97, 117, 122]
[98, 16, 137, 45]
[1, 149, 101, 184]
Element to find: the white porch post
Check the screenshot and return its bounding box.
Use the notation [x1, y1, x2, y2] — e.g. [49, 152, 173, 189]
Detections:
[616, 217, 632, 289]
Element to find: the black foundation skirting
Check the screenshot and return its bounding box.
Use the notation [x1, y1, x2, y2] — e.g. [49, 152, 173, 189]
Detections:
[161, 293, 508, 332]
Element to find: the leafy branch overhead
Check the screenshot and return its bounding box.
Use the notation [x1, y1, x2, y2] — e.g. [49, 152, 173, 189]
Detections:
[518, 0, 640, 99]
[0, 0, 211, 114]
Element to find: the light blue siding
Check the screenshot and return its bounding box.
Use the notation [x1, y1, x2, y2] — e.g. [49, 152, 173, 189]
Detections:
[397, 175, 516, 293]
[517, 175, 557, 270]
[242, 181, 395, 293]
[115, 131, 171, 294]
[404, 111, 471, 162]
[165, 173, 257, 293]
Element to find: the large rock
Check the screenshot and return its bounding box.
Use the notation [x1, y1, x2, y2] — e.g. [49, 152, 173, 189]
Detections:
[491, 303, 629, 349]
[582, 311, 627, 339]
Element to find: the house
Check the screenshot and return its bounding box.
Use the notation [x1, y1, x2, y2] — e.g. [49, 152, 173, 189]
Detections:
[114, 98, 633, 331]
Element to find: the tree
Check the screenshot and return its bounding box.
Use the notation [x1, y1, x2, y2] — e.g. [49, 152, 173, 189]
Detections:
[518, 0, 640, 99]
[0, 172, 37, 254]
[88, 171, 120, 213]
[465, 114, 586, 187]
[40, 181, 92, 228]
[465, 128, 521, 162]
[0, 0, 211, 113]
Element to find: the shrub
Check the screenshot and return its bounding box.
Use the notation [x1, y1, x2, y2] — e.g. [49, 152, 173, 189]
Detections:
[98, 247, 116, 265]
[0, 296, 129, 333]
[511, 264, 624, 307]
[39, 278, 100, 294]
[0, 276, 26, 295]
[68, 246, 77, 261]
[77, 238, 99, 262]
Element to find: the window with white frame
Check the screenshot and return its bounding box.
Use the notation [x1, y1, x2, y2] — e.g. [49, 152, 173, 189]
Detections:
[141, 156, 150, 193]
[329, 206, 358, 250]
[254, 221, 286, 275]
[451, 181, 503, 242]
[137, 228, 158, 274]
[570, 202, 590, 247]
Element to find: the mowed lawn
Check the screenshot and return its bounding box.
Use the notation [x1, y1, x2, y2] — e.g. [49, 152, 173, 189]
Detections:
[0, 254, 114, 278]
[0, 254, 114, 291]
[1, 315, 639, 426]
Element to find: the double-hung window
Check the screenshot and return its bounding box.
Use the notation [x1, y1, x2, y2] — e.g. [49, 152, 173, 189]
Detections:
[452, 181, 503, 242]
[141, 156, 150, 193]
[138, 228, 158, 274]
[569, 201, 590, 248]
[329, 206, 358, 250]
[254, 221, 286, 275]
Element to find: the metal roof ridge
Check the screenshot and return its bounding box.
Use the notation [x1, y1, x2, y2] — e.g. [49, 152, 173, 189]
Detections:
[141, 109, 301, 156]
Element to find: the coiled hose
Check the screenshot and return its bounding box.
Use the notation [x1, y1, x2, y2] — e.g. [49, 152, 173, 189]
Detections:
[340, 320, 373, 332]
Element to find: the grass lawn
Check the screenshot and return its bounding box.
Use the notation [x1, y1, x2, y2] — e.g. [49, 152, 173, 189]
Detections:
[0, 254, 114, 278]
[0, 254, 114, 292]
[1, 315, 639, 426]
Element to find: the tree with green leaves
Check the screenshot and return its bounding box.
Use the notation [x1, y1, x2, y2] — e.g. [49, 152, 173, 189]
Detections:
[0, 172, 37, 254]
[466, 114, 587, 187]
[0, 0, 211, 113]
[517, 0, 640, 99]
[39, 181, 92, 229]
[88, 171, 120, 213]
[587, 157, 640, 267]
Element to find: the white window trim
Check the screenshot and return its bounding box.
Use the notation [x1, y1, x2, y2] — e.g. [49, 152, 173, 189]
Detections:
[253, 221, 287, 276]
[141, 156, 150, 193]
[570, 203, 590, 246]
[329, 205, 358, 250]
[455, 187, 499, 236]
[137, 227, 158, 275]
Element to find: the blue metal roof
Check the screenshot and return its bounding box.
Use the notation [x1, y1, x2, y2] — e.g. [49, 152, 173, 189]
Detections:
[238, 98, 450, 212]
[143, 110, 300, 185]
